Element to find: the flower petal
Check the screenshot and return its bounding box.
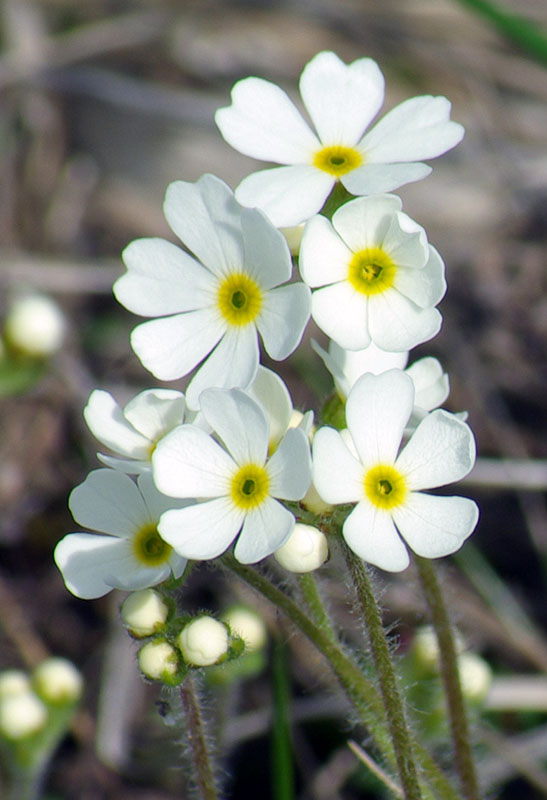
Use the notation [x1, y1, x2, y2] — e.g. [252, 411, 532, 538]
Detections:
[54, 533, 134, 599]
[299, 214, 352, 288]
[163, 175, 244, 277]
[312, 426, 363, 504]
[199, 388, 268, 466]
[257, 283, 311, 361]
[84, 390, 150, 460]
[382, 212, 428, 268]
[130, 308, 225, 382]
[69, 470, 148, 537]
[247, 367, 292, 448]
[123, 389, 185, 442]
[152, 425, 235, 499]
[393, 246, 446, 308]
[215, 76, 320, 163]
[234, 498, 295, 563]
[345, 370, 414, 466]
[267, 427, 311, 500]
[396, 410, 476, 490]
[406, 357, 449, 412]
[241, 207, 292, 289]
[341, 162, 432, 196]
[115, 238, 216, 316]
[392, 492, 479, 558]
[235, 165, 335, 227]
[367, 291, 442, 351]
[343, 502, 410, 571]
[311, 282, 371, 350]
[360, 95, 464, 164]
[185, 324, 259, 411]
[331, 194, 402, 253]
[158, 497, 243, 560]
[299, 51, 385, 145]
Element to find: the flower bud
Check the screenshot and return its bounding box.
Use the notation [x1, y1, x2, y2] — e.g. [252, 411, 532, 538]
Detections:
[33, 658, 83, 704]
[274, 523, 329, 573]
[138, 640, 179, 681]
[458, 652, 492, 703]
[4, 294, 66, 358]
[222, 607, 267, 652]
[121, 589, 169, 637]
[301, 483, 333, 515]
[0, 670, 31, 698]
[280, 224, 304, 256]
[0, 690, 47, 739]
[178, 617, 229, 667]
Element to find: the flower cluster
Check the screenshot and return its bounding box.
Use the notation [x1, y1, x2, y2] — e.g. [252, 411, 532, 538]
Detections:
[55, 50, 478, 604]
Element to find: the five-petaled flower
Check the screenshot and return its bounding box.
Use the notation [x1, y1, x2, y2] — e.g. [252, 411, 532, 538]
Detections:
[114, 174, 311, 410]
[299, 194, 445, 352]
[312, 370, 479, 572]
[152, 388, 312, 564]
[215, 50, 464, 226]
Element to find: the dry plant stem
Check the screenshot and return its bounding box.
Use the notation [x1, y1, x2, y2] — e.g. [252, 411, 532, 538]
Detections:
[297, 573, 336, 639]
[415, 556, 480, 800]
[342, 544, 422, 800]
[179, 674, 220, 800]
[223, 556, 461, 800]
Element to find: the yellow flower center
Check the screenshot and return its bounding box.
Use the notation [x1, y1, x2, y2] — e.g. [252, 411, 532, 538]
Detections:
[312, 145, 363, 177]
[133, 523, 172, 567]
[347, 247, 396, 296]
[364, 464, 407, 510]
[217, 272, 262, 326]
[230, 464, 270, 510]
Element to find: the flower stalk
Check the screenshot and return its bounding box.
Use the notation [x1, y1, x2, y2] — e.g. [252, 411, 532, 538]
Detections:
[415, 556, 480, 800]
[179, 673, 220, 800]
[342, 543, 422, 800]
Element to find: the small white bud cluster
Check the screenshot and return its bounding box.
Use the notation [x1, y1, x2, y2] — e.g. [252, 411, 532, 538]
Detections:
[275, 523, 329, 573]
[121, 589, 169, 638]
[33, 658, 83, 704]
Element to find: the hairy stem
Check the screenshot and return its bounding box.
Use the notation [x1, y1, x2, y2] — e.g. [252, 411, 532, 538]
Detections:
[179, 673, 220, 800]
[415, 556, 480, 800]
[297, 573, 336, 639]
[342, 544, 422, 800]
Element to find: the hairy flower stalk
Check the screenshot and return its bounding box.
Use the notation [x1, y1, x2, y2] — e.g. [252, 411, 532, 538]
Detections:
[415, 556, 480, 800]
[179, 674, 221, 800]
[342, 543, 422, 800]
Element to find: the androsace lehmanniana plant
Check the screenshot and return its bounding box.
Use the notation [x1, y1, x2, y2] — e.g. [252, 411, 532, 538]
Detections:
[53, 49, 483, 800]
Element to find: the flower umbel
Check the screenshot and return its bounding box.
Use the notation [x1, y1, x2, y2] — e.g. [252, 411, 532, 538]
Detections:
[215, 51, 464, 226]
[313, 370, 479, 571]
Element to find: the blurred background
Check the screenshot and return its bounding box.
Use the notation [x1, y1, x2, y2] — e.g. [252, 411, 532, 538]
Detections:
[0, 0, 546, 797]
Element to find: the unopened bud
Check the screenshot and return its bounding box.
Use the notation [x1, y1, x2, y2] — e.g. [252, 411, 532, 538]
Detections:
[138, 640, 179, 681]
[0, 690, 47, 739]
[178, 617, 229, 667]
[121, 589, 169, 637]
[458, 652, 492, 703]
[33, 658, 83, 704]
[0, 670, 31, 698]
[301, 483, 333, 515]
[4, 294, 66, 358]
[275, 523, 328, 573]
[223, 607, 267, 652]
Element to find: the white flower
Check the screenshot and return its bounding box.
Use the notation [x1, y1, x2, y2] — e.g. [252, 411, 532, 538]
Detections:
[300, 194, 445, 352]
[274, 523, 329, 573]
[178, 617, 229, 666]
[215, 51, 464, 227]
[153, 387, 312, 564]
[54, 470, 187, 599]
[114, 174, 311, 410]
[84, 388, 187, 473]
[33, 658, 83, 704]
[247, 366, 313, 452]
[120, 589, 169, 638]
[313, 370, 479, 572]
[313, 339, 449, 425]
[4, 294, 66, 357]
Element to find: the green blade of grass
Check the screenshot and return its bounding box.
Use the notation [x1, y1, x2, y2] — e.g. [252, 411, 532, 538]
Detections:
[271, 634, 294, 800]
